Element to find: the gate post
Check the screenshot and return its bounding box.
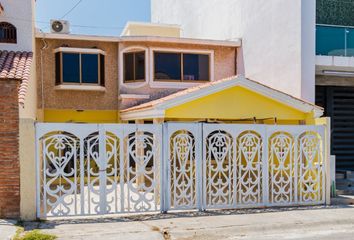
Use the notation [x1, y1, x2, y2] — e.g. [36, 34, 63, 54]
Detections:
[98, 125, 107, 214]
[197, 123, 204, 211]
[161, 123, 168, 213]
[324, 118, 331, 205]
[35, 124, 41, 219]
[262, 126, 269, 206]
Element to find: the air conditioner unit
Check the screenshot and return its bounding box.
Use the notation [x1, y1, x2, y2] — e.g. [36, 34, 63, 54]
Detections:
[50, 20, 70, 34]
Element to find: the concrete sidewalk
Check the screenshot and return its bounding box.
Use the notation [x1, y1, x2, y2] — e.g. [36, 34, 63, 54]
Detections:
[0, 220, 17, 240]
[20, 206, 354, 240]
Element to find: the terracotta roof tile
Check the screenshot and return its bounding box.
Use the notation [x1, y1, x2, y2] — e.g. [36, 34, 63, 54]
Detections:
[0, 50, 33, 105]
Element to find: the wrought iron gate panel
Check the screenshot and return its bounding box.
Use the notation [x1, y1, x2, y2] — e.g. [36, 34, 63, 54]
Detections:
[202, 124, 266, 209]
[268, 132, 295, 205]
[122, 124, 162, 212]
[266, 125, 326, 206]
[36, 123, 161, 218]
[36, 123, 327, 218]
[236, 130, 264, 206]
[165, 123, 202, 211]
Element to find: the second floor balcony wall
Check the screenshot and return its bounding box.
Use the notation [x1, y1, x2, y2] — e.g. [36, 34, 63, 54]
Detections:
[316, 24, 354, 57]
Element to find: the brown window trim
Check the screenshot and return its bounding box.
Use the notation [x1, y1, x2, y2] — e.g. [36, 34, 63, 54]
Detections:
[153, 51, 211, 82]
[123, 51, 146, 83]
[57, 52, 104, 86]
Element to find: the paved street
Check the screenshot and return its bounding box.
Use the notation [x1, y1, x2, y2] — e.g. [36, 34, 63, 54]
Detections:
[17, 205, 354, 240]
[0, 220, 17, 240]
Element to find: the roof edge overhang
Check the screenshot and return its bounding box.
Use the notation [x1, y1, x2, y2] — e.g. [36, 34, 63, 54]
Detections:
[35, 32, 241, 47]
[121, 109, 165, 121]
[120, 76, 324, 121]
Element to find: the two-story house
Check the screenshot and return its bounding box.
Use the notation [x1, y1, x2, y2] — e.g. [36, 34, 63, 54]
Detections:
[36, 22, 240, 124]
[0, 0, 330, 220]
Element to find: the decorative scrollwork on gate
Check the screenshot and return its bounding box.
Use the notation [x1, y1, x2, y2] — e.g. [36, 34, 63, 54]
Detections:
[41, 132, 79, 216]
[125, 132, 158, 212]
[84, 132, 100, 214]
[236, 131, 262, 205]
[298, 131, 324, 203]
[206, 130, 234, 207]
[170, 130, 196, 209]
[105, 132, 120, 213]
[269, 132, 294, 204]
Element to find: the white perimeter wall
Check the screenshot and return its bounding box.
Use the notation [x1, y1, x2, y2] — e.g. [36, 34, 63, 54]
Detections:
[151, 0, 315, 102]
[0, 0, 35, 52]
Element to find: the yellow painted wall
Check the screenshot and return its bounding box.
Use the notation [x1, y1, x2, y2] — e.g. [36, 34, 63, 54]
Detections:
[43, 109, 119, 123]
[165, 86, 314, 121]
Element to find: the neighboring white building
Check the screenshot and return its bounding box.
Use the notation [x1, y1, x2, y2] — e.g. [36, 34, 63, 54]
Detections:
[0, 0, 37, 220]
[151, 0, 316, 103]
[0, 0, 35, 52]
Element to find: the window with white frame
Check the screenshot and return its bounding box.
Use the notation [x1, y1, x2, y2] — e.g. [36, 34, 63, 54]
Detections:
[123, 51, 145, 83]
[55, 49, 105, 86]
[154, 51, 210, 82]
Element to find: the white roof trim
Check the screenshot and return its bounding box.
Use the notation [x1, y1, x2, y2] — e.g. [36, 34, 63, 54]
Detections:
[120, 76, 324, 120]
[120, 94, 150, 100]
[121, 109, 165, 121]
[120, 36, 241, 47]
[54, 47, 106, 55]
[35, 32, 241, 47]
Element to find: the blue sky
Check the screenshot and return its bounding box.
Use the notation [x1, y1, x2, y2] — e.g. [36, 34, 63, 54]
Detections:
[36, 0, 151, 36]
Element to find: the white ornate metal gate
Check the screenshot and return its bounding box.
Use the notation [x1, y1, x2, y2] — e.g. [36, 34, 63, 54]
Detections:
[36, 123, 327, 218]
[36, 123, 162, 218]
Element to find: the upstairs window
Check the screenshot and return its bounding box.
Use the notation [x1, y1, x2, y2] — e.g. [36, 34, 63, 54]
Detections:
[154, 52, 210, 82]
[123, 51, 145, 82]
[55, 50, 105, 86]
[0, 22, 17, 43]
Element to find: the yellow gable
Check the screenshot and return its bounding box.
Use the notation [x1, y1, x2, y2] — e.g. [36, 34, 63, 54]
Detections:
[165, 86, 313, 122]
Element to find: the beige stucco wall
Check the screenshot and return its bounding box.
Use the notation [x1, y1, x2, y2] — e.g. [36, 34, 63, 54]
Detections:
[122, 23, 181, 37]
[19, 118, 36, 220]
[36, 39, 119, 111]
[19, 71, 37, 220]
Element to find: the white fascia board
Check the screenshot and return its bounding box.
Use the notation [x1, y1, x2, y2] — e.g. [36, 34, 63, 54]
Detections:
[54, 47, 106, 55]
[120, 109, 165, 121]
[120, 36, 241, 47]
[36, 32, 120, 42]
[120, 94, 150, 99]
[36, 32, 241, 47]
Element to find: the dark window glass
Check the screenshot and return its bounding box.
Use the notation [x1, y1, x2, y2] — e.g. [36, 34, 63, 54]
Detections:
[135, 51, 145, 80]
[0, 22, 17, 43]
[316, 26, 345, 56]
[100, 54, 105, 86]
[55, 52, 61, 85]
[124, 52, 134, 82]
[154, 52, 181, 80]
[81, 54, 99, 84]
[62, 53, 80, 83]
[183, 54, 209, 81]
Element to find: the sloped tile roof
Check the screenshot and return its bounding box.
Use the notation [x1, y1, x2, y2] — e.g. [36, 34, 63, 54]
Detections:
[0, 50, 33, 104]
[120, 75, 323, 119]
